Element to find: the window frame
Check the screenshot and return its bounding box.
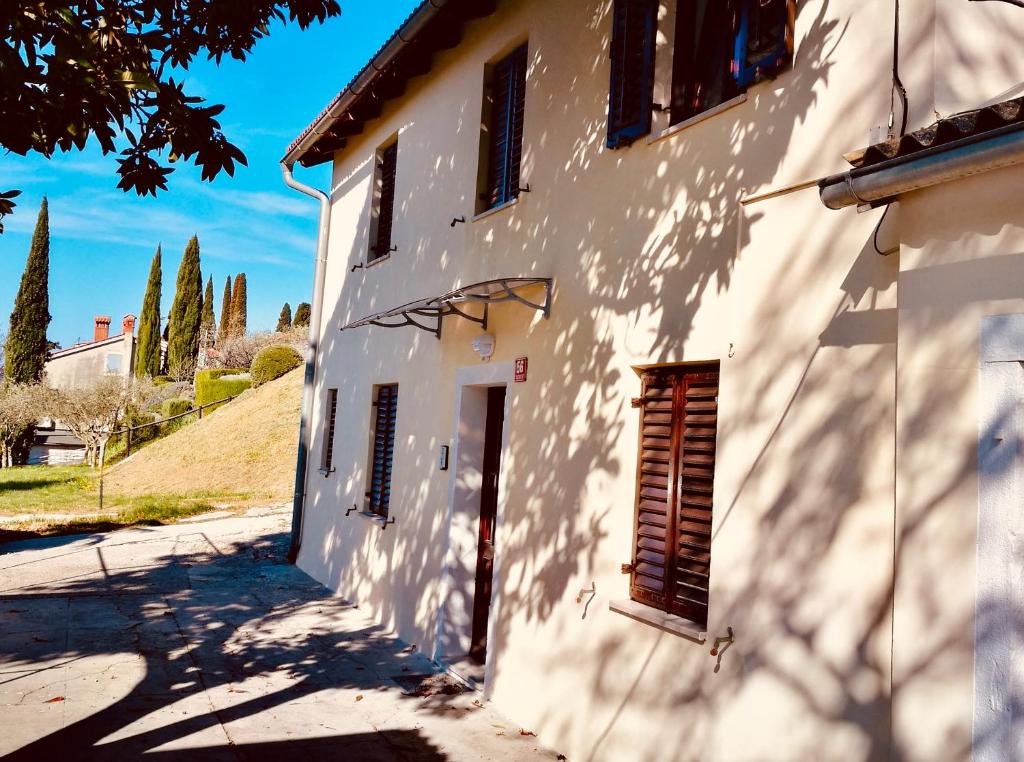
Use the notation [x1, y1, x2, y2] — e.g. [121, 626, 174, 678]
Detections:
[368, 137, 398, 263]
[606, 0, 795, 143]
[320, 388, 338, 474]
[476, 42, 529, 214]
[628, 362, 720, 628]
[365, 383, 399, 518]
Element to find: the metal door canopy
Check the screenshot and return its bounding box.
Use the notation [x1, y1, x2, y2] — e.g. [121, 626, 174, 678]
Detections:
[340, 277, 553, 339]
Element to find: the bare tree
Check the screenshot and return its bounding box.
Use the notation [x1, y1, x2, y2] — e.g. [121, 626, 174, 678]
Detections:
[214, 328, 306, 370]
[0, 382, 44, 468]
[45, 376, 159, 468]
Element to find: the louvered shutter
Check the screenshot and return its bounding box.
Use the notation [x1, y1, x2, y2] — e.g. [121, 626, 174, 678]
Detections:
[630, 365, 719, 627]
[368, 384, 398, 517]
[732, 0, 794, 89]
[321, 388, 338, 471]
[630, 374, 677, 607]
[372, 141, 398, 259]
[483, 44, 528, 209]
[607, 0, 657, 149]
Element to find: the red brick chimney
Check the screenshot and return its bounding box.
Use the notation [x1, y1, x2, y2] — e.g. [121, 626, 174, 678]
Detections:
[94, 316, 112, 342]
[122, 314, 136, 336]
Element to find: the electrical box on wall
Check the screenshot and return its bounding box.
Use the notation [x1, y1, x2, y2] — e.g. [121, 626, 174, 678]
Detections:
[438, 445, 449, 471]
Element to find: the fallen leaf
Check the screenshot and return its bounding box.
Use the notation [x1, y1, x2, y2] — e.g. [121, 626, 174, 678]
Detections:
[45, 696, 65, 703]
[355, 695, 364, 702]
[519, 729, 536, 737]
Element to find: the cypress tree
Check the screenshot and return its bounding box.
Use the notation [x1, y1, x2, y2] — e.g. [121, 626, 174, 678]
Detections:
[166, 235, 203, 376]
[134, 245, 162, 378]
[229, 273, 247, 337]
[5, 197, 51, 384]
[201, 276, 216, 341]
[276, 302, 292, 332]
[217, 275, 232, 345]
[293, 302, 311, 328]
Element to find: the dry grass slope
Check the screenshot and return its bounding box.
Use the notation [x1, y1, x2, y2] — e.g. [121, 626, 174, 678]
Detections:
[106, 367, 302, 502]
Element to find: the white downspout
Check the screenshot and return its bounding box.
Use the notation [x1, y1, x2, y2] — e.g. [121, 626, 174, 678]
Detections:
[281, 161, 332, 564]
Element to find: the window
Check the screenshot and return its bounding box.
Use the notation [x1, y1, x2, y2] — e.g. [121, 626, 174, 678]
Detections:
[606, 0, 794, 146]
[369, 139, 398, 261]
[105, 353, 122, 374]
[321, 389, 338, 473]
[366, 384, 399, 518]
[478, 43, 528, 212]
[629, 363, 719, 627]
[607, 0, 657, 148]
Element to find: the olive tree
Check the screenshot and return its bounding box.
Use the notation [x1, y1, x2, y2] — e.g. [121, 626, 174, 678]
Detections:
[0, 382, 44, 468]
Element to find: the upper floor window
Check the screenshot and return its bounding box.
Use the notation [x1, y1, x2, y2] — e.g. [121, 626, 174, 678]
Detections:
[105, 353, 122, 374]
[607, 0, 794, 148]
[477, 43, 528, 213]
[369, 138, 398, 262]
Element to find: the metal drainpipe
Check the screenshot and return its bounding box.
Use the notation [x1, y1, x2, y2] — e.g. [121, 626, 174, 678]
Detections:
[281, 161, 332, 564]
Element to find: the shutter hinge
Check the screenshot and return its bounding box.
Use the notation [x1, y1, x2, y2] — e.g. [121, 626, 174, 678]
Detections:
[630, 397, 643, 408]
[621, 563, 635, 574]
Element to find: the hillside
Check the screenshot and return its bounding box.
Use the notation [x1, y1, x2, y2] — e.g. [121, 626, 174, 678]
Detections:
[105, 368, 302, 503]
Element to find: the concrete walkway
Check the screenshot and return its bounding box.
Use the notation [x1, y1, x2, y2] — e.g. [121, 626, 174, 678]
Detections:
[0, 508, 560, 760]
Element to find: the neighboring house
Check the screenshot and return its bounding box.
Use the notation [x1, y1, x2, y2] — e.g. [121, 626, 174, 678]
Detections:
[30, 315, 136, 465]
[282, 2, 1024, 760]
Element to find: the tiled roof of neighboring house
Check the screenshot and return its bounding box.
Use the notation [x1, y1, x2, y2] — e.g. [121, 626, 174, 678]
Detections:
[844, 96, 1024, 169]
[284, 0, 500, 168]
[49, 332, 130, 359]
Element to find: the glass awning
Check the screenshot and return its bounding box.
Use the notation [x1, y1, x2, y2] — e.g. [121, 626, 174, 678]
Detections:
[340, 277, 553, 339]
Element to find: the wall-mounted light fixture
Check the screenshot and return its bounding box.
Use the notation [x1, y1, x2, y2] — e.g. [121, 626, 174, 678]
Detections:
[471, 333, 495, 361]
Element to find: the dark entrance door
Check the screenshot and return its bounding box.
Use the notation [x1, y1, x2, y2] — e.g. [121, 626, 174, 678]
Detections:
[469, 385, 506, 665]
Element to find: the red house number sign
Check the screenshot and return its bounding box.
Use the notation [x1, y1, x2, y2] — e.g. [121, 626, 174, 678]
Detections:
[514, 356, 528, 383]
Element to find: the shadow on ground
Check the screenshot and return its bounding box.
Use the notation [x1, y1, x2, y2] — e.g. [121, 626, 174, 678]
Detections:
[0, 516, 557, 760]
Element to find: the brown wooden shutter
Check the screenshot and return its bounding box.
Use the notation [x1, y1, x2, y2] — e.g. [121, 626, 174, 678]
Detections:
[372, 141, 398, 259]
[368, 384, 398, 517]
[630, 364, 719, 627]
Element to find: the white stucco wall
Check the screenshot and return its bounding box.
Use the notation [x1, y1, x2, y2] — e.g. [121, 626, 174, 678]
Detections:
[290, 1, 1024, 759]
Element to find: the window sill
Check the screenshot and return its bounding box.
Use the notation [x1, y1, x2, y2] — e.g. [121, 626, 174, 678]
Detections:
[366, 253, 391, 269]
[353, 510, 394, 529]
[646, 94, 747, 146]
[471, 196, 520, 223]
[609, 599, 706, 643]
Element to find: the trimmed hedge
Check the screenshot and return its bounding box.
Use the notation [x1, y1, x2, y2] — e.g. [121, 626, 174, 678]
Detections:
[153, 375, 174, 386]
[251, 344, 302, 387]
[195, 368, 251, 408]
[162, 398, 193, 418]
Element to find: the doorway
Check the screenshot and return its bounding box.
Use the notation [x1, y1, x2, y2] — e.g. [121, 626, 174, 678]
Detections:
[469, 386, 506, 664]
[435, 364, 513, 689]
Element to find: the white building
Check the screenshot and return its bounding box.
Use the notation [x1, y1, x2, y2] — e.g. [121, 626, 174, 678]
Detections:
[281, 1, 1024, 759]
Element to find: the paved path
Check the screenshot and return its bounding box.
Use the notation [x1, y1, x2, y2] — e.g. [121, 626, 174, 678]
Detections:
[0, 508, 559, 760]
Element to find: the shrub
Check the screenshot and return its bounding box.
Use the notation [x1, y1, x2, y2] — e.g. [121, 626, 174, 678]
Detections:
[213, 328, 306, 370]
[251, 345, 302, 387]
[161, 398, 192, 418]
[153, 375, 174, 386]
[195, 368, 251, 409]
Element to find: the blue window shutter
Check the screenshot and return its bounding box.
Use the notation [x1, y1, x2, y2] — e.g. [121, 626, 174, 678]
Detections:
[607, 0, 657, 149]
[483, 44, 528, 209]
[733, 0, 794, 89]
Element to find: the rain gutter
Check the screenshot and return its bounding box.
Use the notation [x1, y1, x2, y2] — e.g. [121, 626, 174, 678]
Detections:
[281, 162, 332, 564]
[282, 0, 450, 167]
[819, 121, 1024, 209]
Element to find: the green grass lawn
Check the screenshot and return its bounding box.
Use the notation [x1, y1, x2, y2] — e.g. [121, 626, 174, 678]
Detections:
[0, 464, 248, 540]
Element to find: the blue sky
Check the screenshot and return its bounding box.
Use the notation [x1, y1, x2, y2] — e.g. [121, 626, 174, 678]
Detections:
[0, 1, 419, 349]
